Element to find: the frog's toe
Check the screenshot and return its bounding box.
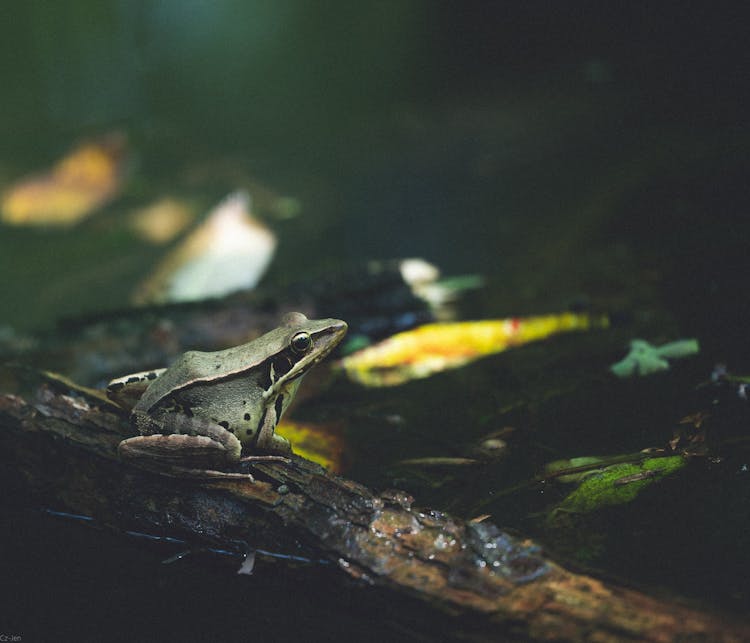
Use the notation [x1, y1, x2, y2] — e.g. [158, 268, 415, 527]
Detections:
[118, 434, 238, 469]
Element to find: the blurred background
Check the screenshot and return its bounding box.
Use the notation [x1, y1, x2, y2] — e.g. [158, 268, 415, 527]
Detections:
[1, 1, 746, 332]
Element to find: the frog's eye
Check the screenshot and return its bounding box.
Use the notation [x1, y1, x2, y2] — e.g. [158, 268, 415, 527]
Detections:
[290, 332, 312, 354]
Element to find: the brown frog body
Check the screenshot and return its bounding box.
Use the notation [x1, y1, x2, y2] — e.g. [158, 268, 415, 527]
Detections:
[106, 312, 347, 469]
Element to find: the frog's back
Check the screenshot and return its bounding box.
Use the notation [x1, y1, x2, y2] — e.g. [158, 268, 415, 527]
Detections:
[133, 333, 287, 412]
[135, 349, 226, 413]
[131, 314, 336, 413]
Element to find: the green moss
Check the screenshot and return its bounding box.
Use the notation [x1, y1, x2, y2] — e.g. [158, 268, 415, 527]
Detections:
[555, 456, 686, 515]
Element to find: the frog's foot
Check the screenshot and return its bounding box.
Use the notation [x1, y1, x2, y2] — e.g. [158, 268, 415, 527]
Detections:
[171, 468, 256, 481]
[239, 454, 292, 464]
[118, 436, 255, 479]
[119, 434, 241, 470]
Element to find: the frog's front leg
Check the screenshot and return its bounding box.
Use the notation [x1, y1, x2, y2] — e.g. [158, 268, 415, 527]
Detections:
[119, 412, 242, 469]
[253, 399, 293, 456]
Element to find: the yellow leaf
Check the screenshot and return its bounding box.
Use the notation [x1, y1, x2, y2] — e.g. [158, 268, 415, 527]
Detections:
[1, 132, 128, 227]
[341, 312, 609, 387]
[275, 420, 346, 473]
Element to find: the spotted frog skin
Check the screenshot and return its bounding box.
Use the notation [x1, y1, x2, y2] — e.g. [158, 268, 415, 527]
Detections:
[106, 312, 347, 470]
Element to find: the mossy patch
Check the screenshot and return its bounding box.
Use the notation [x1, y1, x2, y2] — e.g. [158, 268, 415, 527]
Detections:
[554, 456, 686, 515]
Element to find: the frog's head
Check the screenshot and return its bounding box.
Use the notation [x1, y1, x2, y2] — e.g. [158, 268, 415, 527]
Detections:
[264, 312, 347, 395]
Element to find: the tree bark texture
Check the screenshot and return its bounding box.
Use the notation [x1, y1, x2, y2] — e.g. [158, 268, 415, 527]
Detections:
[0, 367, 746, 642]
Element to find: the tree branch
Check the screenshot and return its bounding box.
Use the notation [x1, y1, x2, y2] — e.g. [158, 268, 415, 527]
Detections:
[0, 366, 746, 642]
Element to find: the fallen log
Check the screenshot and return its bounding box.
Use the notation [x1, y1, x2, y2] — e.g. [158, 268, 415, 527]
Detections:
[0, 366, 746, 642]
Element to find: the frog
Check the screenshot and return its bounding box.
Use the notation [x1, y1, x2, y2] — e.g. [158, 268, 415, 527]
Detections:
[106, 312, 347, 471]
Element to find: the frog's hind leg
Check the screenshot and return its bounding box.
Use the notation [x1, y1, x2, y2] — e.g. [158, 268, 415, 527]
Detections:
[120, 413, 242, 469]
[106, 368, 167, 409]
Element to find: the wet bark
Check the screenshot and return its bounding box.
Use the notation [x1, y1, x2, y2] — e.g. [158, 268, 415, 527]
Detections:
[0, 366, 746, 642]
